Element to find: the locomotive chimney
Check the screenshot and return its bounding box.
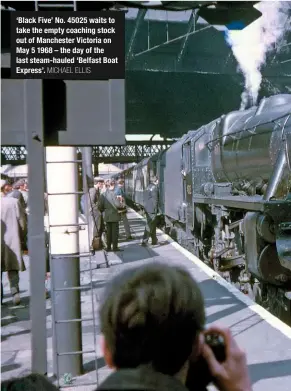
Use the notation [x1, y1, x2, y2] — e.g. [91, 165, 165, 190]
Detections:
[245, 95, 255, 110]
[240, 91, 255, 111]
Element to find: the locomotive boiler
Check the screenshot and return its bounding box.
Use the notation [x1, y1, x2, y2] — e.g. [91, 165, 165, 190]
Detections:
[118, 94, 291, 324]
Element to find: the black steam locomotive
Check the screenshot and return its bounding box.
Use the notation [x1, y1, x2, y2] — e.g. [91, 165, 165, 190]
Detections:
[117, 94, 291, 324]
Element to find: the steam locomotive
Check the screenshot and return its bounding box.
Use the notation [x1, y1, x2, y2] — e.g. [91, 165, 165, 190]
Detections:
[116, 94, 291, 325]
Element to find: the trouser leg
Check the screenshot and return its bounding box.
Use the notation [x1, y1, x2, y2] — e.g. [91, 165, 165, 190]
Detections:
[106, 223, 113, 250]
[92, 213, 99, 237]
[121, 213, 131, 237]
[7, 270, 20, 295]
[142, 213, 151, 243]
[112, 222, 119, 250]
[149, 214, 158, 244]
[93, 211, 103, 237]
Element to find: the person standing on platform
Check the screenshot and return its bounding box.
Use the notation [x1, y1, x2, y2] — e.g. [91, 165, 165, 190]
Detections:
[14, 179, 29, 252]
[141, 175, 159, 246]
[18, 179, 29, 213]
[1, 180, 27, 306]
[7, 181, 27, 212]
[88, 177, 104, 242]
[98, 179, 122, 252]
[114, 179, 132, 240]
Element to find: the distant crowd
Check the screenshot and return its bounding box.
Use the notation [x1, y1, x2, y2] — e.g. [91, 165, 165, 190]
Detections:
[1, 173, 160, 305]
[1, 179, 29, 306]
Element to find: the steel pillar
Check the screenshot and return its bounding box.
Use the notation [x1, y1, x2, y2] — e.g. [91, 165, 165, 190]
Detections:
[126, 8, 146, 65]
[81, 147, 93, 241]
[24, 80, 47, 374]
[93, 164, 99, 176]
[46, 147, 82, 377]
[177, 10, 199, 64]
[82, 147, 94, 186]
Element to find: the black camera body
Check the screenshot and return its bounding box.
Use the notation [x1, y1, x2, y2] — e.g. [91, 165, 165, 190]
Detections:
[186, 334, 226, 391]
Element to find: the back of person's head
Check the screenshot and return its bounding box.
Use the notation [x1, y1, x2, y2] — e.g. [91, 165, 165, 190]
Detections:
[1, 373, 59, 390]
[118, 179, 124, 186]
[100, 263, 205, 376]
[109, 179, 116, 187]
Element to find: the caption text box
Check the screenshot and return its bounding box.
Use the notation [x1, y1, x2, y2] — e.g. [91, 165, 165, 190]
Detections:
[11, 11, 125, 80]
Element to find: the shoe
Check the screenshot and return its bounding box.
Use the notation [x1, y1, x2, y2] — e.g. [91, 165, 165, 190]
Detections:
[13, 293, 21, 306]
[141, 242, 148, 246]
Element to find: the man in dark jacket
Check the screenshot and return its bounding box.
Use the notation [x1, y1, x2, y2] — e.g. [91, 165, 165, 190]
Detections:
[114, 179, 132, 240]
[96, 263, 252, 391]
[141, 176, 159, 246]
[88, 177, 104, 240]
[98, 179, 122, 252]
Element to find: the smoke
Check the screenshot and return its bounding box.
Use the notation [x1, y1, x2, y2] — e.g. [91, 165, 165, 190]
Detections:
[225, 2, 290, 110]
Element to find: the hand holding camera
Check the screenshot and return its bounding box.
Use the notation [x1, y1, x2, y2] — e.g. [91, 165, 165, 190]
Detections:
[186, 325, 252, 391]
[202, 326, 252, 391]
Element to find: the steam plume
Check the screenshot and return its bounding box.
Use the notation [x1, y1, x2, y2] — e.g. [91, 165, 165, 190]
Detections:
[225, 2, 290, 110]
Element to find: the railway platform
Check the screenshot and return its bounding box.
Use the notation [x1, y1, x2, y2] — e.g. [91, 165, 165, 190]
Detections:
[1, 209, 291, 390]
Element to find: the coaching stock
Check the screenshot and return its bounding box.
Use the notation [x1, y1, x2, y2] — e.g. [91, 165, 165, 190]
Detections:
[11, 12, 125, 79]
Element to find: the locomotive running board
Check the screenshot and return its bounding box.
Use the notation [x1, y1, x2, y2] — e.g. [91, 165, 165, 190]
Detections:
[193, 195, 264, 211]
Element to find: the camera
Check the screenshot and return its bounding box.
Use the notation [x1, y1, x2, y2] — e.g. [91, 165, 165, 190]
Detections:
[186, 334, 226, 391]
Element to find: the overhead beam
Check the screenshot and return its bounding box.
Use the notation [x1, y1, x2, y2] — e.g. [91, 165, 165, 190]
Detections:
[1, 141, 174, 165]
[177, 10, 199, 64]
[133, 24, 211, 58]
[126, 8, 147, 65]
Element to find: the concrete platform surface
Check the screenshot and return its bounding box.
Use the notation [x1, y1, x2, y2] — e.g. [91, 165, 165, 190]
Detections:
[1, 209, 291, 390]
